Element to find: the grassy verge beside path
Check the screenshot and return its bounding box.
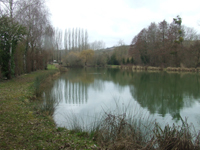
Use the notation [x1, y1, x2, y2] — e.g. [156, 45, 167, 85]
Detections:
[0, 68, 98, 149]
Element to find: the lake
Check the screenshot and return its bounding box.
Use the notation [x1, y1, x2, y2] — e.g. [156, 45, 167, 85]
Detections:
[43, 68, 200, 131]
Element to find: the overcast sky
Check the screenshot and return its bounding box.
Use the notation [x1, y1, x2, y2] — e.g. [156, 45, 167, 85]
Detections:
[47, 0, 200, 47]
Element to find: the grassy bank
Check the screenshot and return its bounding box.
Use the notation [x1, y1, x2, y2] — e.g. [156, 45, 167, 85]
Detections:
[0, 66, 98, 149]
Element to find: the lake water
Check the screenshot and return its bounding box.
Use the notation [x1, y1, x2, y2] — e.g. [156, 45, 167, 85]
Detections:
[43, 68, 200, 131]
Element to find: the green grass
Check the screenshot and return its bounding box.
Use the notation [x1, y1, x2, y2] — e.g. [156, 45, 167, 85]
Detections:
[107, 65, 120, 68]
[0, 69, 98, 150]
[47, 64, 58, 70]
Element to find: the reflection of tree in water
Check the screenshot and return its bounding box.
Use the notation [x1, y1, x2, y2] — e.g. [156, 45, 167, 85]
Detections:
[50, 79, 88, 105]
[90, 79, 105, 92]
[130, 72, 200, 121]
[44, 68, 200, 119]
[47, 68, 107, 105]
[66, 80, 88, 104]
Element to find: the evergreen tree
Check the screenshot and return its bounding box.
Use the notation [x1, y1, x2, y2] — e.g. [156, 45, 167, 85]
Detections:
[0, 16, 26, 79]
[122, 58, 125, 64]
[110, 54, 119, 65]
[173, 15, 183, 44]
[127, 58, 130, 64]
[131, 57, 134, 64]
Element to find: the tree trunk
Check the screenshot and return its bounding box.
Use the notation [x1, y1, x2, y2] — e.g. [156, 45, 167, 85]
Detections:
[7, 46, 12, 79]
[0, 65, 2, 79]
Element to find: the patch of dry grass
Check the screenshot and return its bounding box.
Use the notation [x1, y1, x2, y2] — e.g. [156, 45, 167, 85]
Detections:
[93, 112, 200, 150]
[59, 66, 68, 72]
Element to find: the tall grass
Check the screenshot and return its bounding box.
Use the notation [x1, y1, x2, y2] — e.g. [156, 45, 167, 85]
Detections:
[33, 70, 57, 97]
[38, 91, 58, 116]
[47, 64, 58, 70]
[33, 67, 59, 115]
[62, 100, 200, 149]
[153, 118, 200, 150]
[63, 110, 104, 133]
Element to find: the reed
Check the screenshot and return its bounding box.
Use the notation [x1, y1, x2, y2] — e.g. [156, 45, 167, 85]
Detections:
[59, 66, 68, 72]
[33, 70, 57, 97]
[63, 100, 200, 149]
[153, 119, 200, 150]
[38, 91, 58, 116]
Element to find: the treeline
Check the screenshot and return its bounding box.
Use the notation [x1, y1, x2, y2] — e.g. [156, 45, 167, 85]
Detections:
[129, 16, 200, 68]
[53, 28, 90, 63]
[63, 40, 130, 67]
[0, 1, 95, 79]
[0, 0, 54, 79]
[63, 50, 95, 67]
[64, 28, 107, 51]
[64, 28, 89, 51]
[54, 28, 106, 64]
[107, 41, 131, 65]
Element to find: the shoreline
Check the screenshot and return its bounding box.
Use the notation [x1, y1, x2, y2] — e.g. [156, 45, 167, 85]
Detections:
[0, 66, 98, 149]
[107, 65, 200, 73]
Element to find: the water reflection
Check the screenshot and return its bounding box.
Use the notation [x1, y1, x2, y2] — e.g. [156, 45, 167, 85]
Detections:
[43, 68, 200, 128]
[51, 79, 88, 104]
[49, 68, 108, 105]
[129, 72, 200, 121]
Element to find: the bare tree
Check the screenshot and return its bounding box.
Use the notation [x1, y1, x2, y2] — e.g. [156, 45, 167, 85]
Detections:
[54, 28, 62, 63]
[84, 29, 88, 50]
[75, 27, 77, 51]
[43, 24, 55, 63]
[0, 0, 16, 17]
[89, 40, 106, 50]
[182, 26, 198, 45]
[68, 28, 71, 51]
[158, 20, 168, 46]
[113, 40, 129, 64]
[78, 28, 81, 51]
[81, 28, 84, 51]
[57, 27, 89, 54]
[72, 28, 74, 51]
[64, 28, 68, 54]
[147, 22, 159, 65]
[16, 0, 51, 71]
[157, 20, 169, 67]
